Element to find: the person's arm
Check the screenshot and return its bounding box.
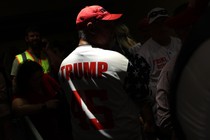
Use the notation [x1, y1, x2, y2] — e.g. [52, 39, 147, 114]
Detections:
[11, 59, 19, 78]
[10, 59, 19, 94]
[12, 97, 60, 116]
[124, 54, 155, 132]
[156, 68, 172, 129]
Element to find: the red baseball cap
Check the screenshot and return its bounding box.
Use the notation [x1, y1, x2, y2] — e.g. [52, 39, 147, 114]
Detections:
[76, 5, 123, 29]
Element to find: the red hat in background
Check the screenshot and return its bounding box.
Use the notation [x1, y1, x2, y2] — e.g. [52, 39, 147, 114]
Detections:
[165, 7, 200, 29]
[165, 0, 209, 29]
[76, 5, 123, 29]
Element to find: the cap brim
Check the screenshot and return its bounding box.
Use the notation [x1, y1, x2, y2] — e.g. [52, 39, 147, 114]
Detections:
[102, 14, 123, 20]
[76, 13, 123, 30]
[149, 15, 169, 24]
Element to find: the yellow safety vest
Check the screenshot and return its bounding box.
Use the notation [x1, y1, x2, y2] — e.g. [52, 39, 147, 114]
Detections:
[15, 50, 50, 74]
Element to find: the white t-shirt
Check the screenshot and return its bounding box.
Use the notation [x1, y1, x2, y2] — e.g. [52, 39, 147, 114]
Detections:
[156, 56, 177, 128]
[135, 37, 182, 99]
[176, 39, 210, 140]
[59, 45, 150, 140]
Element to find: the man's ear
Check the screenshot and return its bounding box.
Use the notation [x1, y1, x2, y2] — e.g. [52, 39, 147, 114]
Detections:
[87, 22, 97, 34]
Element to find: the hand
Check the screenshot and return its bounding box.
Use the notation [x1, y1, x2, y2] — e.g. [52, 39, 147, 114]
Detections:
[45, 99, 60, 110]
[42, 38, 49, 49]
[143, 122, 156, 134]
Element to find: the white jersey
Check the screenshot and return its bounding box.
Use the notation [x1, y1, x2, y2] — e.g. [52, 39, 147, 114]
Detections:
[59, 45, 150, 140]
[135, 37, 182, 98]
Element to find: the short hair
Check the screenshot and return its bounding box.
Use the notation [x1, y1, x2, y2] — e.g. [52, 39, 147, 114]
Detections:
[78, 30, 87, 40]
[15, 60, 43, 96]
[25, 26, 41, 36]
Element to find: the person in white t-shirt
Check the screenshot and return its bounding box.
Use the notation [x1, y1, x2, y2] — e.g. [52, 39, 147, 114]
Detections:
[134, 7, 182, 139]
[171, 2, 210, 140]
[58, 5, 153, 140]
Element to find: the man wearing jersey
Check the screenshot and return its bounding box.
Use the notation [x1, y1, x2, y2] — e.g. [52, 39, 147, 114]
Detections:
[134, 7, 182, 140]
[59, 5, 153, 140]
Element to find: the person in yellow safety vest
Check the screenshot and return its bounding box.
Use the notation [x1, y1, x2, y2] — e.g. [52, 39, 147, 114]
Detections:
[10, 26, 51, 89]
[15, 50, 50, 74]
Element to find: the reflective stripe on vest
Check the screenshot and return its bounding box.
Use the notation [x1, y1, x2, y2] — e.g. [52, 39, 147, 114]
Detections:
[15, 51, 50, 74]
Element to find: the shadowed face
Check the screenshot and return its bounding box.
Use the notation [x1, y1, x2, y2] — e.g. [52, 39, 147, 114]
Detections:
[25, 31, 44, 53]
[25, 31, 41, 45]
[87, 20, 117, 49]
[149, 17, 170, 37]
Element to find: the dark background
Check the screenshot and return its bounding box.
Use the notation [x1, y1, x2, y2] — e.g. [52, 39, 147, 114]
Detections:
[0, 0, 186, 43]
[0, 0, 186, 77]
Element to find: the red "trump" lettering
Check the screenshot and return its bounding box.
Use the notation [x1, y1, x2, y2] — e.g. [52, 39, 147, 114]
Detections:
[60, 62, 108, 80]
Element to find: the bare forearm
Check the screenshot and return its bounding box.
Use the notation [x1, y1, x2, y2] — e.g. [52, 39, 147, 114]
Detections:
[12, 103, 46, 116]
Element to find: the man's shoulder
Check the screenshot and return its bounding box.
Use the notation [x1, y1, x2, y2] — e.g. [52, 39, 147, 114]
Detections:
[61, 47, 129, 67]
[15, 50, 28, 57]
[82, 46, 128, 59]
[140, 38, 158, 50]
[135, 41, 153, 56]
[171, 36, 182, 44]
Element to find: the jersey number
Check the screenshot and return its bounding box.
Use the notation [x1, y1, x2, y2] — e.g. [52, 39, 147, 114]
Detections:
[71, 90, 114, 130]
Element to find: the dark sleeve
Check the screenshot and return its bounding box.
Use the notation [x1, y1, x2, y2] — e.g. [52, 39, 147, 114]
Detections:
[124, 54, 151, 104]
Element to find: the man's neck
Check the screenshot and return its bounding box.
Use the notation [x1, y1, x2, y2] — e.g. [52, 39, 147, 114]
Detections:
[152, 36, 171, 46]
[78, 39, 89, 46]
[28, 48, 42, 58]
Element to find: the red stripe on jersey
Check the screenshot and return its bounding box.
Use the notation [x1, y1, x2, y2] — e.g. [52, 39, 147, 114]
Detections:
[73, 90, 82, 106]
[90, 118, 104, 130]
